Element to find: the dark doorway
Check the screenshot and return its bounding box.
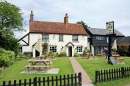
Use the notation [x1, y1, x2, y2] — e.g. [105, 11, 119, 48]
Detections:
[35, 50, 40, 57]
[68, 46, 72, 57]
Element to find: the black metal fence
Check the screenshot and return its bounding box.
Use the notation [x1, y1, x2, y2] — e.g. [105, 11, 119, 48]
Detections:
[1, 72, 82, 86]
[95, 67, 130, 83]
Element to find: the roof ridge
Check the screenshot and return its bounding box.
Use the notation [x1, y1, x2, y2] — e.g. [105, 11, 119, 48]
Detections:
[32, 20, 82, 25]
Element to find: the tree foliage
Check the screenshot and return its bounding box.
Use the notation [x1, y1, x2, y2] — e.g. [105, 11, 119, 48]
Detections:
[119, 43, 129, 56]
[0, 0, 24, 55]
[76, 21, 90, 30]
[0, 0, 24, 32]
[0, 33, 19, 56]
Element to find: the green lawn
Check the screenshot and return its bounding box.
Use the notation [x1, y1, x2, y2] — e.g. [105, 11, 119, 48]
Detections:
[76, 56, 130, 86]
[0, 57, 74, 85]
[1, 56, 130, 86]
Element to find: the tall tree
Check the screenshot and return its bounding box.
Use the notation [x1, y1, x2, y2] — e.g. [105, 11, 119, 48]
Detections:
[76, 21, 90, 31]
[0, 0, 25, 55]
[0, 0, 25, 36]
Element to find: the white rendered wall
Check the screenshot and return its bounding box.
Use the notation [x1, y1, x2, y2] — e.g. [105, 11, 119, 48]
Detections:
[19, 33, 88, 57]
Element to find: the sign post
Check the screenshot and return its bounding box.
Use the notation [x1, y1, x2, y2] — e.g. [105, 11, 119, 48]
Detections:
[106, 21, 115, 64]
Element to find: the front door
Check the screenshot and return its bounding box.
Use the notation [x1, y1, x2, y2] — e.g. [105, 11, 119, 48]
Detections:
[35, 50, 40, 57]
[68, 46, 72, 57]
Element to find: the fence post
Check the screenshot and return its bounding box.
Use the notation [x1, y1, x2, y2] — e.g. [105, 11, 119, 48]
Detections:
[95, 70, 99, 84]
[3, 81, 6, 86]
[33, 77, 37, 86]
[121, 67, 125, 78]
[78, 72, 82, 86]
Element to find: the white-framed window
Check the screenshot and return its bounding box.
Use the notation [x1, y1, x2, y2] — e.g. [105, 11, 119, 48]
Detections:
[42, 34, 49, 42]
[72, 35, 78, 42]
[77, 46, 82, 52]
[59, 35, 63, 41]
[49, 46, 57, 52]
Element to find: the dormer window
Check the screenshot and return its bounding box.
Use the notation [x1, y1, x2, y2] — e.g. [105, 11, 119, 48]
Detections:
[72, 35, 78, 42]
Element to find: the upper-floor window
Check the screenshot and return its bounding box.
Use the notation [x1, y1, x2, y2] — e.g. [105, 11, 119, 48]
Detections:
[72, 35, 78, 42]
[59, 35, 63, 41]
[96, 36, 105, 40]
[42, 34, 49, 42]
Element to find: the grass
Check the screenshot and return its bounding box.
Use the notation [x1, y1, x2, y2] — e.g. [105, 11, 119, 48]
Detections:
[1, 56, 130, 86]
[76, 56, 130, 86]
[0, 57, 74, 85]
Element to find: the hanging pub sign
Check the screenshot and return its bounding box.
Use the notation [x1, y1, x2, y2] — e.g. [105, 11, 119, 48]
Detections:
[106, 21, 114, 34]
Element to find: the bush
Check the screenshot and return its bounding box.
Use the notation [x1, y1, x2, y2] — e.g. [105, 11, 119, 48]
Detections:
[55, 52, 59, 57]
[58, 52, 67, 57]
[119, 43, 129, 56]
[0, 68, 2, 77]
[0, 48, 15, 67]
[83, 47, 88, 55]
[17, 53, 26, 59]
[48, 51, 55, 56]
[0, 54, 10, 67]
[74, 52, 80, 57]
[23, 52, 32, 58]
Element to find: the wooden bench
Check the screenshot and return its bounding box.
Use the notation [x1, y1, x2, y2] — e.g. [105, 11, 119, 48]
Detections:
[25, 65, 50, 72]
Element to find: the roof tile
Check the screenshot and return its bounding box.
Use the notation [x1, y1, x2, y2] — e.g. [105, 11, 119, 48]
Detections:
[29, 21, 87, 35]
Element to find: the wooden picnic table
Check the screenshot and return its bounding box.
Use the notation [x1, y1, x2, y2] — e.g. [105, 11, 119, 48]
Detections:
[112, 54, 124, 63]
[82, 53, 95, 59]
[26, 59, 51, 72]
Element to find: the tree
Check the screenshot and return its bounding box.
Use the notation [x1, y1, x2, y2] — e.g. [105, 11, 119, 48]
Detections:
[76, 21, 90, 31]
[0, 0, 25, 55]
[0, 0, 25, 35]
[119, 43, 129, 56]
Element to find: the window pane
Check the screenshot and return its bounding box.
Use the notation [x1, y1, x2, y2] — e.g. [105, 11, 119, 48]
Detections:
[77, 46, 82, 52]
[72, 35, 78, 42]
[50, 46, 57, 52]
[42, 34, 49, 42]
[59, 35, 63, 41]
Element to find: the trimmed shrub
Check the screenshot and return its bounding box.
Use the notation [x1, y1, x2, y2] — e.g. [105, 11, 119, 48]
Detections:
[58, 52, 67, 57]
[74, 52, 80, 57]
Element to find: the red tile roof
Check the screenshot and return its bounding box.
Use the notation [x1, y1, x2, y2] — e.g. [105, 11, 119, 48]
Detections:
[29, 21, 87, 35]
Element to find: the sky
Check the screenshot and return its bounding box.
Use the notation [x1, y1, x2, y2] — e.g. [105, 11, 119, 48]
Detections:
[6, 0, 130, 38]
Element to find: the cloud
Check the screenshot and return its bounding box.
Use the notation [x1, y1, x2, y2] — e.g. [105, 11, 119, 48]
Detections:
[6, 0, 130, 38]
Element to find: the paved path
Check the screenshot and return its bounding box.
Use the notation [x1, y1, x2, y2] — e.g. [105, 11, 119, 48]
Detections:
[69, 57, 94, 86]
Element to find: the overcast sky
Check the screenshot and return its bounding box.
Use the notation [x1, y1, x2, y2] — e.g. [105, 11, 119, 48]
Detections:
[6, 0, 130, 38]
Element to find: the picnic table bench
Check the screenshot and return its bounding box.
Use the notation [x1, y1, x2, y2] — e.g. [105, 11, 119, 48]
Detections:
[25, 65, 49, 72]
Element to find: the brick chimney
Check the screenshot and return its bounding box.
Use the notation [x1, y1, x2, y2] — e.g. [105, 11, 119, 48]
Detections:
[64, 13, 68, 25]
[29, 11, 34, 22]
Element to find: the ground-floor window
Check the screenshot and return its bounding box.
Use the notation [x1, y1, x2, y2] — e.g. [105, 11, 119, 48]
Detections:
[49, 46, 57, 52]
[19, 47, 22, 53]
[77, 46, 82, 52]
